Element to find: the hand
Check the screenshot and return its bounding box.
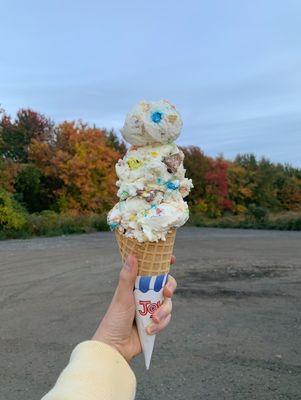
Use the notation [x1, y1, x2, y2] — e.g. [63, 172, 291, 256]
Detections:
[92, 255, 177, 362]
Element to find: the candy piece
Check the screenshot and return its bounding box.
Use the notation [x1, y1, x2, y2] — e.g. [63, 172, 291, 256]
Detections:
[120, 191, 129, 200]
[127, 158, 144, 170]
[109, 221, 119, 230]
[151, 111, 163, 124]
[166, 180, 180, 190]
[137, 189, 158, 203]
[163, 153, 184, 173]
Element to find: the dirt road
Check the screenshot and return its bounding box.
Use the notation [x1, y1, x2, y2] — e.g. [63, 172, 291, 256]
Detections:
[1, 228, 301, 399]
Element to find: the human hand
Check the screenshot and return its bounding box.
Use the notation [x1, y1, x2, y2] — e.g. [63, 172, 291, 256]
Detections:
[92, 255, 177, 362]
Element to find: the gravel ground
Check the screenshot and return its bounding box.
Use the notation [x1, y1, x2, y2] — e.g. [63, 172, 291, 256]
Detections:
[0, 227, 301, 400]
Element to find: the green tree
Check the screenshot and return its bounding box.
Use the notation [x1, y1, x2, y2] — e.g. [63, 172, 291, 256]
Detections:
[14, 164, 57, 213]
[105, 128, 127, 155]
[0, 109, 55, 162]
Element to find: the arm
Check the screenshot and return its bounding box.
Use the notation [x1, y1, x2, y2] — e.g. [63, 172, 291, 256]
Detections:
[41, 255, 177, 400]
[41, 341, 136, 400]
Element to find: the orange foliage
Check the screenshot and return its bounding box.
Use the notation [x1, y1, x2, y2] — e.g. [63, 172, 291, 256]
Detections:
[29, 122, 121, 214]
[0, 159, 22, 192]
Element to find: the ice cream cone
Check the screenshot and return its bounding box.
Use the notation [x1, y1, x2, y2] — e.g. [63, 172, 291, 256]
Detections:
[115, 229, 176, 276]
[115, 229, 176, 369]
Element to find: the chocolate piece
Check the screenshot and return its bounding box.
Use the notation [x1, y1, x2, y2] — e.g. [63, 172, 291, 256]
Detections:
[163, 153, 183, 173]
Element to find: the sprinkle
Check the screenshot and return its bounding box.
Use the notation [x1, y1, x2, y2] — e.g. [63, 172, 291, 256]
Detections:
[151, 111, 163, 124]
[129, 214, 137, 221]
[150, 204, 157, 210]
[157, 178, 163, 185]
[150, 151, 159, 157]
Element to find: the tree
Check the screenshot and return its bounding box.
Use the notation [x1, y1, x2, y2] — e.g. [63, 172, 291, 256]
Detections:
[182, 146, 231, 216]
[14, 164, 57, 213]
[0, 159, 21, 192]
[105, 128, 127, 155]
[182, 146, 212, 205]
[0, 188, 27, 231]
[29, 122, 122, 214]
[0, 109, 55, 162]
[204, 158, 232, 216]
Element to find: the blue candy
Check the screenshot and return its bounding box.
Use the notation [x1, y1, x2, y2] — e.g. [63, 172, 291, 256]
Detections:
[151, 111, 163, 124]
[166, 180, 179, 190]
[109, 222, 119, 230]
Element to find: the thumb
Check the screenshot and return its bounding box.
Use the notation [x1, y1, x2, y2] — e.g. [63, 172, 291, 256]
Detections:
[115, 255, 138, 303]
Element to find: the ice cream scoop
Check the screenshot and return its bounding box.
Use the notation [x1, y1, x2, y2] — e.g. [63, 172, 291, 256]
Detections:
[108, 142, 192, 242]
[120, 99, 183, 146]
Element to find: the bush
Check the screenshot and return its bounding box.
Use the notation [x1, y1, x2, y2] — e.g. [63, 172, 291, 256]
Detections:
[26, 211, 109, 237]
[247, 204, 268, 222]
[189, 211, 301, 231]
[0, 188, 27, 231]
[0, 204, 109, 239]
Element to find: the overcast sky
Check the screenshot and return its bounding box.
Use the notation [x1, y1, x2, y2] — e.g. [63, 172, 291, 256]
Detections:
[1, 0, 301, 166]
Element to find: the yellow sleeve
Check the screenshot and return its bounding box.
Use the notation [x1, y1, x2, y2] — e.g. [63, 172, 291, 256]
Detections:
[41, 341, 136, 400]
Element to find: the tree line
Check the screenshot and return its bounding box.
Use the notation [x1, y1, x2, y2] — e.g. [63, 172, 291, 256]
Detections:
[0, 107, 300, 232]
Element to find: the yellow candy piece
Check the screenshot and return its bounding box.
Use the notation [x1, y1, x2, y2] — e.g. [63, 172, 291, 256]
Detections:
[129, 214, 137, 221]
[150, 151, 159, 157]
[127, 158, 144, 170]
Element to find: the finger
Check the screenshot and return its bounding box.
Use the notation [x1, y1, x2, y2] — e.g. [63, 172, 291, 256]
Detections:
[115, 255, 138, 303]
[170, 255, 176, 265]
[163, 275, 177, 298]
[147, 314, 172, 335]
[152, 297, 172, 324]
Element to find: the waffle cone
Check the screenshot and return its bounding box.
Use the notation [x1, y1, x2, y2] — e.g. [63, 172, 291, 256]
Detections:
[115, 229, 177, 276]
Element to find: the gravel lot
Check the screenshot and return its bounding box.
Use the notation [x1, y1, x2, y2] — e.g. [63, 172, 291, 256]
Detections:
[1, 227, 301, 399]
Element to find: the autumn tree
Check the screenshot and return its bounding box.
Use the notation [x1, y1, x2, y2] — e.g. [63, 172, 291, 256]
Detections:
[182, 146, 231, 216]
[227, 162, 254, 214]
[204, 158, 232, 217]
[182, 146, 212, 205]
[29, 122, 122, 214]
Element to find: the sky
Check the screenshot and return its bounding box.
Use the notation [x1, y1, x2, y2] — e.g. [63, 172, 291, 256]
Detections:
[1, 0, 301, 166]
